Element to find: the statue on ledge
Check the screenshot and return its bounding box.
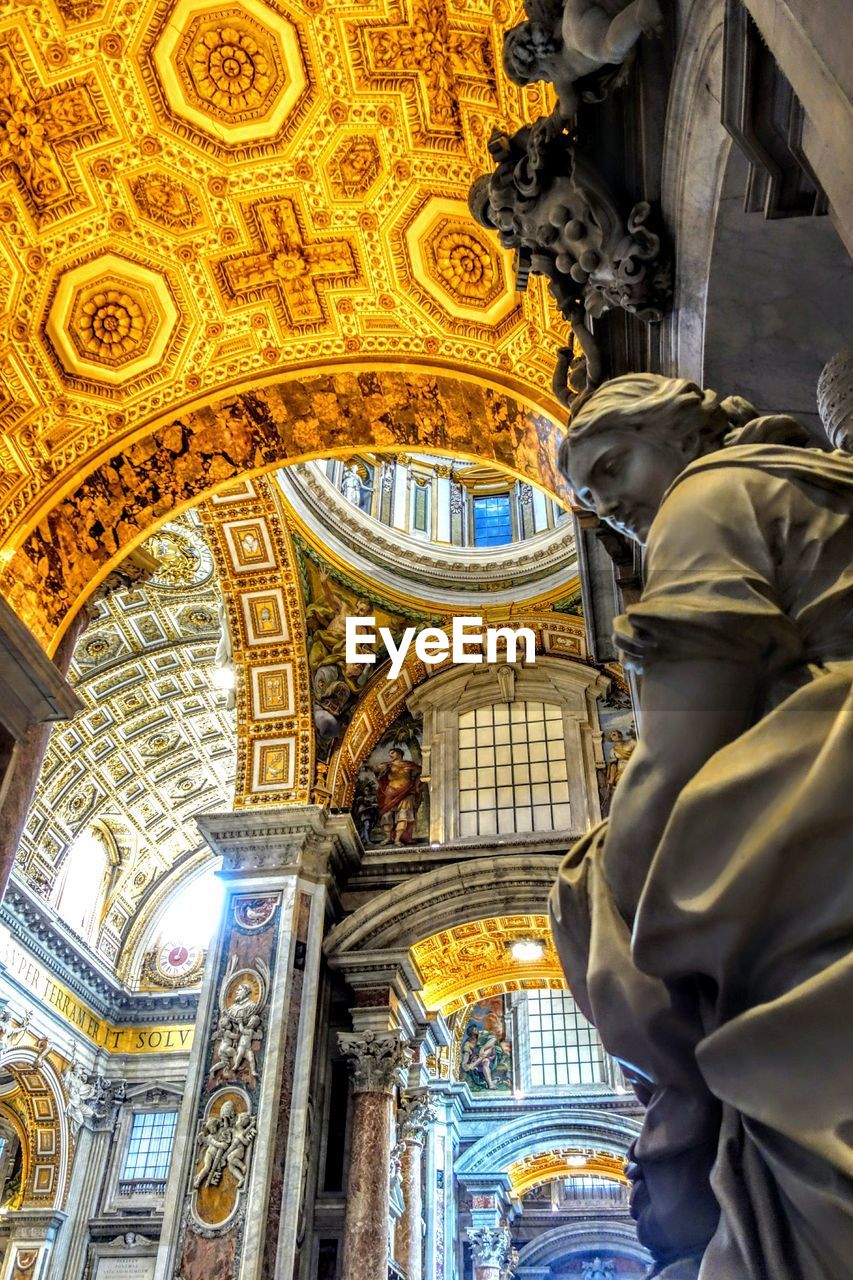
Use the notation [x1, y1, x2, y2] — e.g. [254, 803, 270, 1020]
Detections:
[503, 0, 664, 120]
[469, 118, 670, 408]
[549, 374, 853, 1278]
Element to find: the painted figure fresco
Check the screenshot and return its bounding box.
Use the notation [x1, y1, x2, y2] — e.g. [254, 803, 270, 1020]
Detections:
[458, 997, 513, 1093]
[298, 547, 428, 756]
[353, 710, 429, 846]
[596, 690, 636, 818]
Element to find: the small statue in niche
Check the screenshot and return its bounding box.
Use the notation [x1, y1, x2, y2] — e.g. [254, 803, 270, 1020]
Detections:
[503, 0, 664, 120]
[469, 117, 670, 407]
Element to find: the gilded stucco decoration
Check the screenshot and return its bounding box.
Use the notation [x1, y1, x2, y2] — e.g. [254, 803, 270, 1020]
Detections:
[215, 195, 362, 328]
[410, 915, 567, 1015]
[14, 512, 236, 981]
[401, 195, 517, 326]
[126, 168, 206, 233]
[45, 254, 181, 385]
[325, 134, 383, 201]
[508, 1149, 627, 1195]
[0, 0, 566, 659]
[145, 0, 311, 151]
[0, 31, 112, 224]
[201, 473, 314, 807]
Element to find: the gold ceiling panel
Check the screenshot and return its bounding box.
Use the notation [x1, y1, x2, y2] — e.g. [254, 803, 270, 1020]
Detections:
[411, 915, 567, 1015]
[508, 1149, 627, 1196]
[0, 0, 565, 647]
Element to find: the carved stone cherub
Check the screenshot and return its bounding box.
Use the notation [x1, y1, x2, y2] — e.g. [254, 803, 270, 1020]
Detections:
[224, 1111, 256, 1188]
[503, 0, 664, 120]
[469, 116, 670, 406]
[209, 957, 269, 1085]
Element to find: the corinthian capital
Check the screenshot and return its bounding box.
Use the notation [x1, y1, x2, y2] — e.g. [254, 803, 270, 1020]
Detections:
[398, 1094, 437, 1143]
[338, 1031, 411, 1094]
[467, 1225, 516, 1270]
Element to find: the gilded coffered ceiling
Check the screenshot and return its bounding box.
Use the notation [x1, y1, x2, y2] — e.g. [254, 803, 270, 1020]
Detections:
[0, 0, 569, 653]
[14, 511, 236, 980]
[411, 915, 567, 1015]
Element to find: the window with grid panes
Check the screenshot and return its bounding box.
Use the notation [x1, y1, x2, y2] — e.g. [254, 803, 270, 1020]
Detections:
[473, 494, 512, 546]
[526, 989, 605, 1086]
[457, 701, 571, 837]
[121, 1110, 178, 1181]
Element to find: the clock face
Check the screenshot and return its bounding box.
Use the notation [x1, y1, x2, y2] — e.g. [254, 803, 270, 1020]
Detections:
[157, 942, 202, 979]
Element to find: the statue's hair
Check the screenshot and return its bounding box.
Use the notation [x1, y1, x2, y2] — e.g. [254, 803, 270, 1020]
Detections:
[558, 373, 809, 481]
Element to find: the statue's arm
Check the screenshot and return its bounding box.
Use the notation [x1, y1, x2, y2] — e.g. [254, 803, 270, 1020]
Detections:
[602, 655, 757, 921]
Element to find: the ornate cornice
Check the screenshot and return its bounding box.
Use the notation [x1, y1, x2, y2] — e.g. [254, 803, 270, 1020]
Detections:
[0, 881, 199, 1025]
[278, 463, 578, 606]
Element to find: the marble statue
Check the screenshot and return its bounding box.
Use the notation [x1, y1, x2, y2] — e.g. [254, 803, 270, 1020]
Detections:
[0, 1006, 30, 1055]
[61, 1047, 123, 1137]
[503, 0, 664, 120]
[209, 956, 269, 1085]
[549, 374, 853, 1279]
[194, 1102, 236, 1189]
[469, 118, 669, 407]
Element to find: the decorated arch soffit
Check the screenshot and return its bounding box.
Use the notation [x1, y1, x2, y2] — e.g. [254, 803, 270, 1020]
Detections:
[509, 1149, 627, 1195]
[411, 915, 567, 1017]
[0, 0, 571, 656]
[3, 371, 568, 656]
[15, 511, 237, 979]
[0, 1040, 73, 1212]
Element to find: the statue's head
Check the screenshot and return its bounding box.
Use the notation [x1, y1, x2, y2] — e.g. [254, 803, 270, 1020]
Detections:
[502, 23, 559, 85]
[559, 374, 742, 544]
[502, 25, 537, 84]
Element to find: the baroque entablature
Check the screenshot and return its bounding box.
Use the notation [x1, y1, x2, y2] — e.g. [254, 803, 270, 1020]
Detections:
[0, 0, 567, 643]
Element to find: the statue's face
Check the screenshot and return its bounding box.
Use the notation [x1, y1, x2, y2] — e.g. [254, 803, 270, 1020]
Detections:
[566, 429, 690, 543]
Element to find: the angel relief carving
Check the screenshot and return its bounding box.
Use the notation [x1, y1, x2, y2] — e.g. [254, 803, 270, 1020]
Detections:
[209, 954, 270, 1087]
[191, 1087, 257, 1229]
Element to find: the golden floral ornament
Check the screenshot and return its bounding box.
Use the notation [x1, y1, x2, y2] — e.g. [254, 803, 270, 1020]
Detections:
[46, 254, 181, 386]
[404, 197, 515, 324]
[434, 228, 495, 299]
[76, 289, 146, 362]
[191, 26, 270, 111]
[325, 134, 382, 201]
[128, 170, 204, 232]
[151, 0, 308, 146]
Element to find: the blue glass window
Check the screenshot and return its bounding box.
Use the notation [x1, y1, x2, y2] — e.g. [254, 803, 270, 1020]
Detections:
[473, 494, 512, 546]
[121, 1111, 177, 1181]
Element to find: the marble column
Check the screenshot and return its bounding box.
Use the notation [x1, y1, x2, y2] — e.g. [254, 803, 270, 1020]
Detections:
[155, 807, 359, 1280]
[467, 1225, 518, 1280]
[338, 1031, 410, 1280]
[393, 1095, 435, 1280]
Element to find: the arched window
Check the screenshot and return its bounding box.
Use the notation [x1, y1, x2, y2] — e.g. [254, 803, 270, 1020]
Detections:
[153, 866, 225, 951]
[457, 701, 571, 837]
[51, 826, 118, 944]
